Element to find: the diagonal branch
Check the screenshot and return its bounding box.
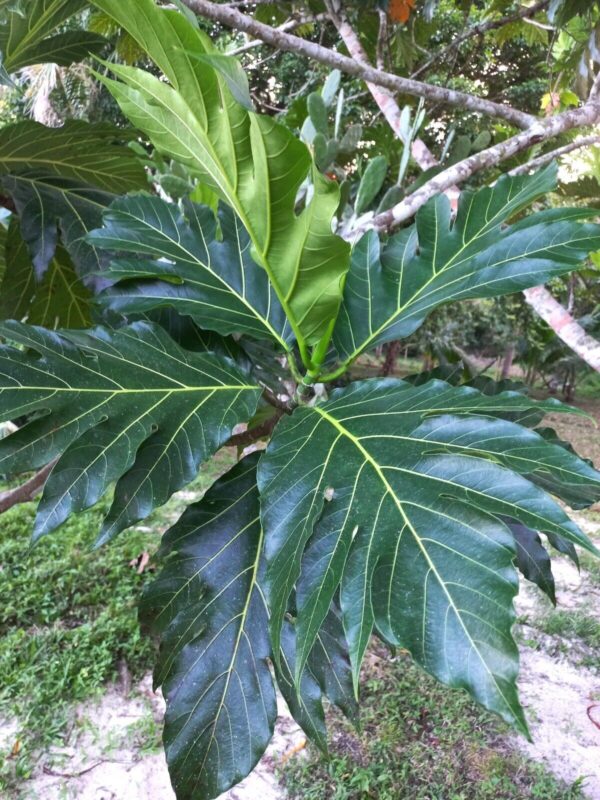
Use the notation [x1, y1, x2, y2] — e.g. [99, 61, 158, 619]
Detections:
[179, 0, 536, 129]
[0, 459, 57, 514]
[508, 134, 600, 176]
[229, 13, 326, 56]
[523, 286, 600, 372]
[365, 101, 600, 232]
[325, 1, 461, 210]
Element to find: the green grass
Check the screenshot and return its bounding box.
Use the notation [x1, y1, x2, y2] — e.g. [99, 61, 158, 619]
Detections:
[0, 500, 157, 786]
[283, 647, 585, 800]
[534, 609, 600, 671]
[581, 551, 600, 585]
[0, 448, 236, 790]
[537, 609, 600, 647]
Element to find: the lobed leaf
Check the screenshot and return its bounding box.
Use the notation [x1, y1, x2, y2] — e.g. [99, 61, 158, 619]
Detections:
[258, 378, 600, 733]
[90, 0, 350, 350]
[509, 521, 556, 604]
[333, 166, 600, 364]
[140, 454, 276, 800]
[0, 0, 106, 75]
[0, 218, 91, 327]
[142, 454, 356, 800]
[0, 320, 261, 544]
[0, 120, 146, 284]
[89, 194, 293, 349]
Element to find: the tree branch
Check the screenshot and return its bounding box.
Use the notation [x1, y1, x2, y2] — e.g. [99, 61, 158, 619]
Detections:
[229, 14, 326, 56]
[0, 459, 56, 514]
[376, 7, 388, 72]
[364, 99, 600, 233]
[508, 134, 600, 176]
[179, 0, 536, 129]
[0, 406, 285, 516]
[324, 0, 406, 139]
[326, 4, 461, 211]
[523, 286, 600, 372]
[410, 0, 550, 79]
[226, 410, 283, 447]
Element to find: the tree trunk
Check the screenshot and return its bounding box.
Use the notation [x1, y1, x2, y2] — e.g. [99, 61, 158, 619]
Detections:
[382, 341, 401, 376]
[501, 344, 515, 379]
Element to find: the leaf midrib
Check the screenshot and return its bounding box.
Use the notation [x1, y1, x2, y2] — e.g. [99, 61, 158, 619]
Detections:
[104, 206, 289, 349]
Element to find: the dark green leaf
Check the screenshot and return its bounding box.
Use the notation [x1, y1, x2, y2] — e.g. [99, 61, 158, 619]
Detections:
[89, 195, 293, 349]
[277, 619, 328, 751]
[305, 602, 358, 723]
[333, 167, 600, 364]
[0, 120, 146, 283]
[509, 521, 556, 604]
[139, 309, 248, 366]
[0, 218, 92, 327]
[0, 321, 260, 543]
[140, 454, 276, 800]
[0, 0, 106, 74]
[140, 454, 356, 799]
[258, 378, 600, 733]
[276, 600, 357, 751]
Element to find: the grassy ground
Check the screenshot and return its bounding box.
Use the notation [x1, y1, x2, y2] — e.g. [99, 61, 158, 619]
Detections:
[283, 645, 586, 800]
[0, 449, 236, 792]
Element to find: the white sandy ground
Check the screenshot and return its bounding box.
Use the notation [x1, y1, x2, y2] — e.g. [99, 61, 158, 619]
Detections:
[5, 679, 305, 800]
[2, 512, 600, 800]
[511, 513, 600, 799]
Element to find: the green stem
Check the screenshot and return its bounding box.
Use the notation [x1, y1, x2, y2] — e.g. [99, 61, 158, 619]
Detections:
[304, 317, 338, 382]
[319, 359, 352, 383]
[294, 376, 314, 405]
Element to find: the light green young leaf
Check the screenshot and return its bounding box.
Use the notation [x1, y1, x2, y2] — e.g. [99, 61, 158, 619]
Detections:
[90, 0, 350, 353]
[183, 50, 253, 110]
[308, 92, 329, 135]
[355, 155, 388, 214]
[321, 69, 341, 106]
